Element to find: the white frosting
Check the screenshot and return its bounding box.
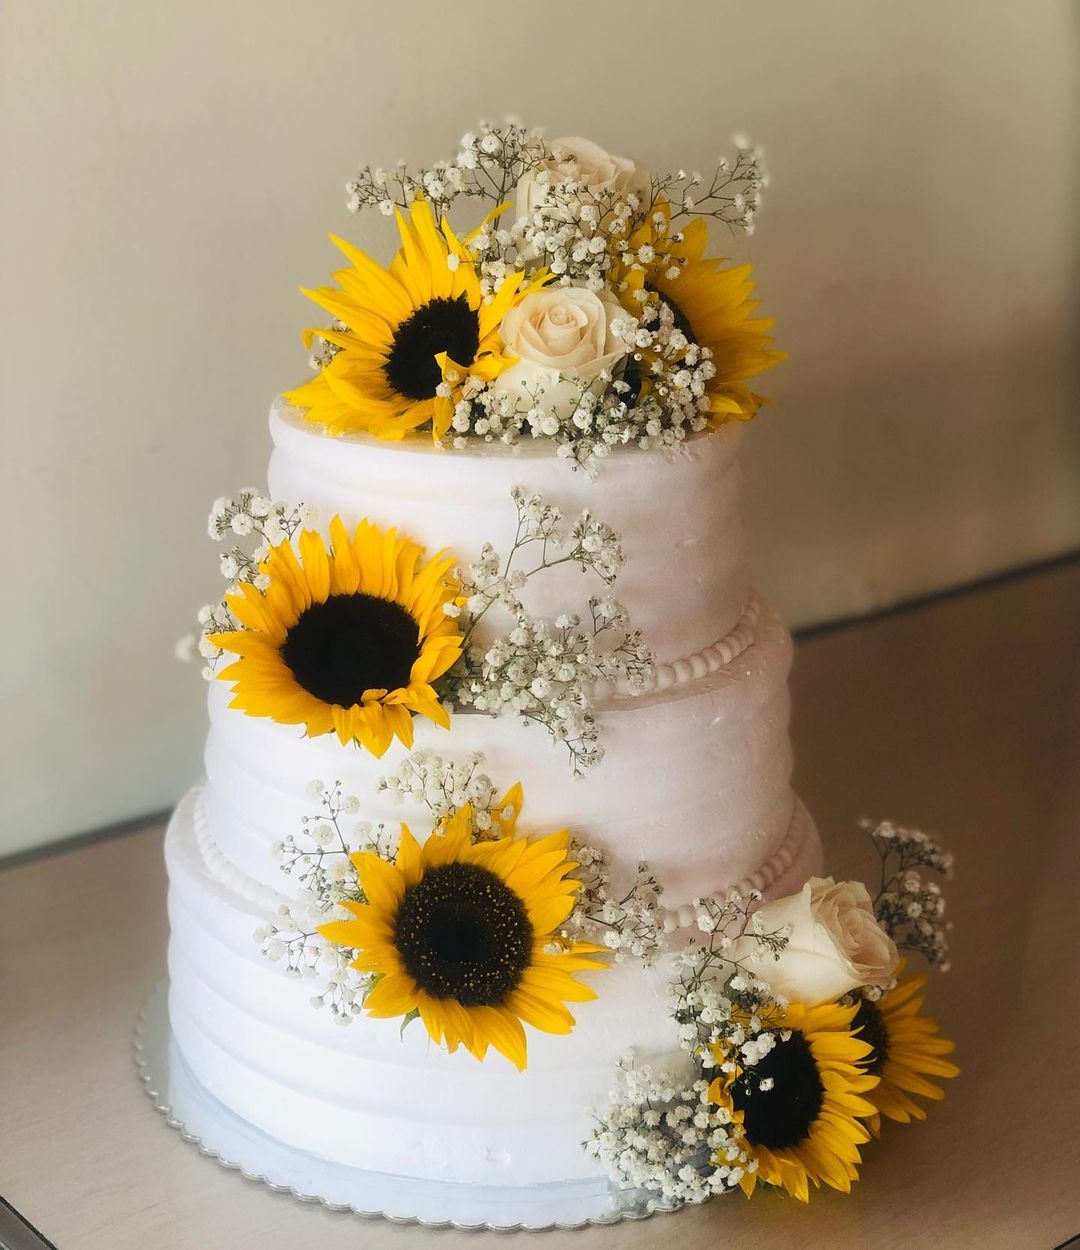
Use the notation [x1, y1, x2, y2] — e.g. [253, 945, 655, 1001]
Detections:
[166, 409, 825, 1187]
[204, 595, 805, 909]
[166, 784, 821, 1184]
[267, 398, 749, 667]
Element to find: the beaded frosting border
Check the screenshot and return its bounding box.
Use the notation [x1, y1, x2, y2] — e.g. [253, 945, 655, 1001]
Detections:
[186, 782, 816, 942]
[191, 786, 297, 919]
[615, 596, 760, 698]
[659, 799, 816, 933]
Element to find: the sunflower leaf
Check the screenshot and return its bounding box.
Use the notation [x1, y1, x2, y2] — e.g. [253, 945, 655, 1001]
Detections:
[399, 1007, 421, 1038]
[360, 972, 383, 1006]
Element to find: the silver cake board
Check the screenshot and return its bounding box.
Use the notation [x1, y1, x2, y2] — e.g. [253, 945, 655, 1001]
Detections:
[134, 979, 689, 1231]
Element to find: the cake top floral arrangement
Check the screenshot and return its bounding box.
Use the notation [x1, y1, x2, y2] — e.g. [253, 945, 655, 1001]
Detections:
[283, 120, 784, 464]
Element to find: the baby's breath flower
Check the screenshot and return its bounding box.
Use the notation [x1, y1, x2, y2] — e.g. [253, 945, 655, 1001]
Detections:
[186, 491, 307, 677]
[445, 489, 652, 774]
[862, 818, 954, 966]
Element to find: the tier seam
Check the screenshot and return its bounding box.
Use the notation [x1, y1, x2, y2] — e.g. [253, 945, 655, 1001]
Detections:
[185, 782, 812, 939]
[620, 595, 761, 698]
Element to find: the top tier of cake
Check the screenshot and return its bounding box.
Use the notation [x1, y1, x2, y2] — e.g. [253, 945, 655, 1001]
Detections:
[266, 398, 749, 671]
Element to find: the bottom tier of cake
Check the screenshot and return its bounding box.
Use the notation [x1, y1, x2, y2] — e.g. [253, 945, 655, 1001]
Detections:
[165, 784, 822, 1187]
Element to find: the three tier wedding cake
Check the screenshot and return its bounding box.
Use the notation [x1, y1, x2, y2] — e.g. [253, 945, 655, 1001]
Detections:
[163, 123, 956, 1221]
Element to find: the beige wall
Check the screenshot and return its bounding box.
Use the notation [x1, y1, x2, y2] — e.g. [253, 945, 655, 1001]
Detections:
[3, 0, 1077, 855]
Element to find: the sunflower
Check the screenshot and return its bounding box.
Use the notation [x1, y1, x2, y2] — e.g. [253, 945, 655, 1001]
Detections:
[317, 792, 606, 1070]
[209, 516, 462, 756]
[853, 974, 959, 1132]
[709, 1000, 879, 1202]
[611, 199, 785, 425]
[283, 200, 545, 441]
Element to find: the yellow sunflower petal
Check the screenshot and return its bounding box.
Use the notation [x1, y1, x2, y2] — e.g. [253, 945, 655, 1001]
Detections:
[364, 973, 420, 1018]
[351, 851, 405, 913]
[423, 807, 474, 867]
[505, 988, 575, 1034]
[524, 893, 578, 937]
[284, 202, 536, 440]
[328, 515, 361, 594]
[491, 783, 524, 836]
[467, 1006, 529, 1070]
[609, 196, 783, 426]
[315, 919, 365, 948]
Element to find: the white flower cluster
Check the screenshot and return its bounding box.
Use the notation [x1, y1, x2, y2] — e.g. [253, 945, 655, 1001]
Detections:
[179, 490, 310, 679]
[345, 119, 547, 222]
[587, 891, 794, 1201]
[585, 1054, 748, 1205]
[275, 779, 375, 903]
[306, 941, 373, 1022]
[256, 908, 320, 975]
[562, 845, 665, 966]
[444, 370, 633, 464]
[307, 317, 347, 372]
[607, 299, 718, 452]
[333, 119, 771, 466]
[864, 819, 954, 970]
[668, 894, 790, 1064]
[651, 138, 768, 236]
[445, 488, 653, 774]
[510, 182, 636, 290]
[376, 750, 511, 835]
[205, 488, 307, 549]
[453, 616, 605, 773]
[589, 820, 958, 1200]
[257, 909, 370, 1024]
[256, 780, 401, 1024]
[443, 301, 715, 467]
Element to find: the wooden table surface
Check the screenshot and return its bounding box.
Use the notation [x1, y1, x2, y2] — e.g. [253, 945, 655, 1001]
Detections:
[3, 561, 1079, 1250]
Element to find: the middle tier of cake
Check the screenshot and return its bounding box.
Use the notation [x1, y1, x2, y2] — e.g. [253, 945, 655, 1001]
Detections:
[201, 593, 819, 913]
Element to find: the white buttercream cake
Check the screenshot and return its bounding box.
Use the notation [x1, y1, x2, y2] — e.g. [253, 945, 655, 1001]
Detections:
[165, 397, 822, 1186]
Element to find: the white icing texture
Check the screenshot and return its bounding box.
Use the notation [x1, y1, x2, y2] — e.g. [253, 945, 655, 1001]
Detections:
[267, 398, 749, 667]
[166, 411, 826, 1187]
[203, 595, 810, 908]
[166, 784, 820, 1184]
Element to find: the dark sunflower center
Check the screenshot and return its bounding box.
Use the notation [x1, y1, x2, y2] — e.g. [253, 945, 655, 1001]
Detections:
[649, 284, 695, 343]
[852, 998, 890, 1075]
[280, 593, 420, 706]
[729, 1029, 824, 1151]
[393, 861, 533, 1007]
[619, 286, 695, 407]
[384, 294, 480, 401]
[620, 355, 643, 406]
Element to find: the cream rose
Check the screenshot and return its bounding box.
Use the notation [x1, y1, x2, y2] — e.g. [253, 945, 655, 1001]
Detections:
[494, 286, 628, 426]
[735, 877, 899, 1005]
[516, 136, 650, 220]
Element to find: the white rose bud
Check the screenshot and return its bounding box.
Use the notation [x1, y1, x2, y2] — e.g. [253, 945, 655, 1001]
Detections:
[734, 877, 899, 1005]
[494, 286, 628, 424]
[516, 136, 650, 220]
